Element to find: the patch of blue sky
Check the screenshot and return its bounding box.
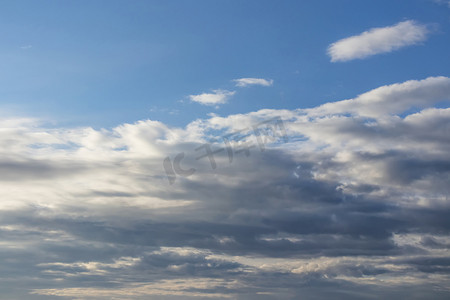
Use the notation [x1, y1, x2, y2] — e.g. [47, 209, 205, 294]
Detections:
[0, 0, 449, 129]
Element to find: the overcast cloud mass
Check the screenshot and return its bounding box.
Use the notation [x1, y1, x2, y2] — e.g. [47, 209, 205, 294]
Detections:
[1, 1, 449, 299]
[0, 75, 449, 299]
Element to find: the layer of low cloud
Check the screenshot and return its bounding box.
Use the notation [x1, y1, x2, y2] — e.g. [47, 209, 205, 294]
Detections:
[328, 20, 430, 62]
[233, 78, 274, 87]
[0, 76, 449, 299]
[189, 89, 235, 106]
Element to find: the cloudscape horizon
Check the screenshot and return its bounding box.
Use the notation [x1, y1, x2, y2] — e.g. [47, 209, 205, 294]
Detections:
[0, 1, 449, 299]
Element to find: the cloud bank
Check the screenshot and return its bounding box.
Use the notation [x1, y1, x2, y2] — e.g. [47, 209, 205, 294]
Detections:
[328, 20, 430, 62]
[1, 76, 450, 299]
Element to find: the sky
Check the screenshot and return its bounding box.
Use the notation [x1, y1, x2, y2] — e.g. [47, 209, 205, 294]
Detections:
[0, 0, 450, 299]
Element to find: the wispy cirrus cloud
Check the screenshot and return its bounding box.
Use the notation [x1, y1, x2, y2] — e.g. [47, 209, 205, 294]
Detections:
[328, 20, 430, 62]
[233, 78, 273, 87]
[433, 0, 450, 8]
[189, 89, 235, 106]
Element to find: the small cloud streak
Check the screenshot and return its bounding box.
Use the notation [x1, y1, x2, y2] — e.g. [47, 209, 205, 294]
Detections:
[189, 89, 235, 106]
[233, 78, 273, 87]
[433, 0, 450, 8]
[328, 20, 429, 62]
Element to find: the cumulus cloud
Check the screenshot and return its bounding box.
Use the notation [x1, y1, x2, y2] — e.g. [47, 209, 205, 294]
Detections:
[328, 20, 430, 62]
[1, 76, 450, 299]
[189, 89, 235, 105]
[233, 78, 274, 87]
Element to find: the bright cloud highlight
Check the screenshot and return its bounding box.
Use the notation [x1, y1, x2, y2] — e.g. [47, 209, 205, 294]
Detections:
[328, 20, 429, 62]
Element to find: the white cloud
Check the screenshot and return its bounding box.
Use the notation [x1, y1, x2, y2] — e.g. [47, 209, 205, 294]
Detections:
[32, 278, 238, 298]
[189, 89, 235, 106]
[328, 20, 429, 62]
[308, 76, 450, 117]
[433, 0, 450, 8]
[233, 78, 273, 87]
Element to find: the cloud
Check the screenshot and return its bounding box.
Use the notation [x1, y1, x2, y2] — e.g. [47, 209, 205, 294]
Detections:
[433, 0, 450, 8]
[233, 78, 274, 87]
[1, 76, 450, 298]
[328, 20, 430, 62]
[188, 78, 272, 107]
[309, 76, 450, 117]
[32, 277, 241, 298]
[189, 89, 235, 106]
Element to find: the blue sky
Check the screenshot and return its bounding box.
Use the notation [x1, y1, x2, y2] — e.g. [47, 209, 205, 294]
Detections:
[1, 1, 450, 299]
[1, 0, 449, 128]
